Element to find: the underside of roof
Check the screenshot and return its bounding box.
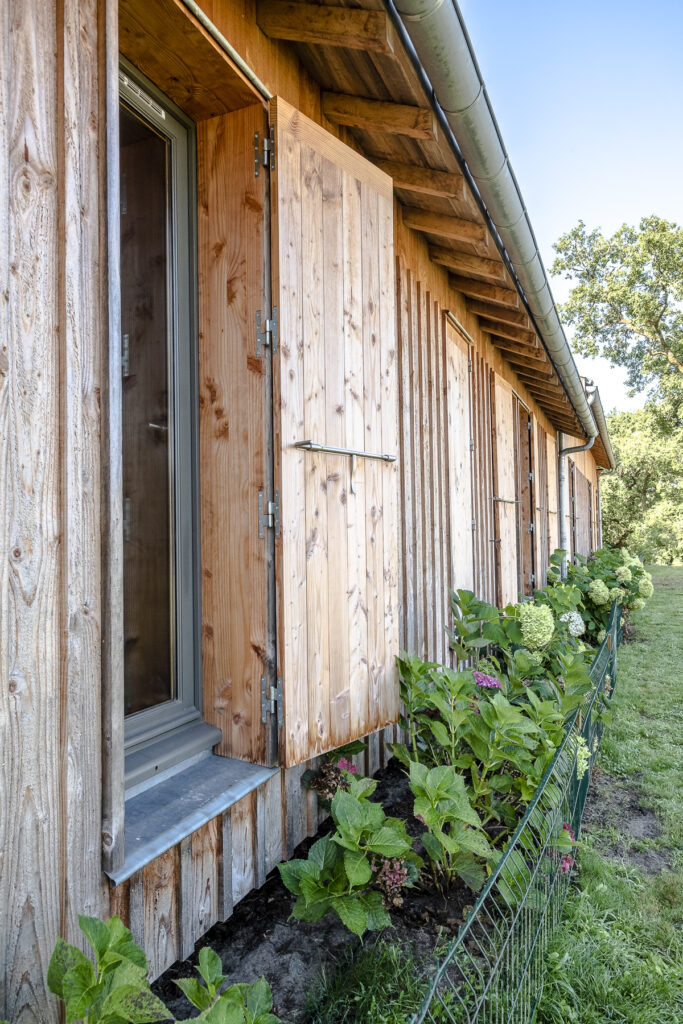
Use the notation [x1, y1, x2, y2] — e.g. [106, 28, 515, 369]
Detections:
[252, 0, 615, 469]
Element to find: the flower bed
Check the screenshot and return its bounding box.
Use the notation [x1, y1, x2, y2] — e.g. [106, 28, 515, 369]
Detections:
[410, 602, 620, 1024]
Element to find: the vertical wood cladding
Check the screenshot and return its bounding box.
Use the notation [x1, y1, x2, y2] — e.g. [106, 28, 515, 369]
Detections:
[396, 259, 454, 664]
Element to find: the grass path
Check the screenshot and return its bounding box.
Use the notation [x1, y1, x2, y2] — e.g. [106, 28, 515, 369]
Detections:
[536, 565, 683, 1024]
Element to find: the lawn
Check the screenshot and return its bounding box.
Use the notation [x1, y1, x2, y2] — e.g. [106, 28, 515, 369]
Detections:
[536, 564, 683, 1024]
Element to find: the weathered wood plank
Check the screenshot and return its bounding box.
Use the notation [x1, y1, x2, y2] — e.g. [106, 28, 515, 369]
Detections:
[362, 181, 385, 738]
[271, 96, 309, 765]
[396, 258, 415, 652]
[323, 156, 351, 747]
[342, 167, 370, 742]
[301, 138, 330, 757]
[217, 811, 233, 922]
[231, 793, 256, 905]
[322, 93, 438, 140]
[256, 1, 397, 53]
[379, 178, 399, 724]
[1, 2, 63, 1018]
[143, 849, 179, 978]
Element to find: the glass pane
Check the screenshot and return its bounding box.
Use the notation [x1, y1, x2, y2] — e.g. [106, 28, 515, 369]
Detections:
[120, 103, 174, 716]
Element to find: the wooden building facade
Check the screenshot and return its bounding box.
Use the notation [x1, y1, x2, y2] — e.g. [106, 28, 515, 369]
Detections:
[0, 2, 613, 1021]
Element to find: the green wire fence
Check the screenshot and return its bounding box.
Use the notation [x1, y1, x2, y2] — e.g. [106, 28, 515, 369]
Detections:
[412, 603, 621, 1024]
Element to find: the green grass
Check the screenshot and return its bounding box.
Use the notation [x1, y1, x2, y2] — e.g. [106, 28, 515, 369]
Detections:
[536, 565, 683, 1024]
[303, 939, 437, 1024]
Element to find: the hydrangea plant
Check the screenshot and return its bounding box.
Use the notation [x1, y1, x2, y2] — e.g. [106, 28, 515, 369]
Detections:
[517, 602, 555, 650]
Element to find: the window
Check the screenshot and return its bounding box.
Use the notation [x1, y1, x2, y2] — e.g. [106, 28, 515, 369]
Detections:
[119, 62, 213, 787]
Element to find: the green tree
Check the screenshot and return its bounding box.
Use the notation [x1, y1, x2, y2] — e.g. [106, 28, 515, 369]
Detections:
[552, 216, 683, 400]
[601, 401, 683, 563]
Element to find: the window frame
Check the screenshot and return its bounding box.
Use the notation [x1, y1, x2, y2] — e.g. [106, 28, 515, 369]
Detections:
[119, 58, 203, 768]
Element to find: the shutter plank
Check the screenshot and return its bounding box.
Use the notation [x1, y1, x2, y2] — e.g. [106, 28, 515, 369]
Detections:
[323, 157, 351, 747]
[342, 168, 370, 743]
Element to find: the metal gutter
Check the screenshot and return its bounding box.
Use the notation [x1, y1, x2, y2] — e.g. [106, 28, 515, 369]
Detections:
[388, 0, 599, 441]
[585, 384, 616, 469]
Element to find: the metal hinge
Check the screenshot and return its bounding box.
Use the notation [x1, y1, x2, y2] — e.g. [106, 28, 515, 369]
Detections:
[254, 128, 275, 176]
[256, 307, 278, 355]
[530, 572, 536, 586]
[261, 675, 283, 725]
[471, 519, 476, 531]
[528, 521, 535, 533]
[469, 438, 475, 451]
[258, 490, 280, 538]
[527, 419, 533, 432]
[122, 333, 130, 377]
[468, 358, 472, 372]
[528, 470, 534, 483]
[123, 497, 132, 542]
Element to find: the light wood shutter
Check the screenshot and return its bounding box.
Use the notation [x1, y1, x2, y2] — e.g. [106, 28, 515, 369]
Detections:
[445, 320, 474, 594]
[270, 97, 399, 767]
[491, 376, 518, 605]
[535, 425, 550, 587]
[198, 105, 271, 763]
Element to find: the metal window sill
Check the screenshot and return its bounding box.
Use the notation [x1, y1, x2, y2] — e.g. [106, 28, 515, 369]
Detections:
[106, 754, 278, 886]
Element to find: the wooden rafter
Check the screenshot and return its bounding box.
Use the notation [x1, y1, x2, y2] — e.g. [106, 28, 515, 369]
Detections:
[373, 159, 464, 199]
[477, 317, 535, 346]
[466, 299, 529, 328]
[256, 1, 397, 53]
[449, 274, 519, 308]
[491, 345, 550, 374]
[430, 246, 506, 283]
[322, 92, 437, 139]
[403, 208, 486, 244]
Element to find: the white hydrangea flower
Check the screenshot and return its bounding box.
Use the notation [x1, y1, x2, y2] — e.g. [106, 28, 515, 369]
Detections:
[560, 610, 585, 637]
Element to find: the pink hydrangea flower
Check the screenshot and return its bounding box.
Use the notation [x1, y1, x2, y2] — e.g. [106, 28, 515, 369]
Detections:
[473, 671, 501, 689]
[337, 757, 357, 774]
[560, 854, 575, 874]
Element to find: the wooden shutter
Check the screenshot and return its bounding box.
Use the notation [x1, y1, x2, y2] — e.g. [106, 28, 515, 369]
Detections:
[198, 105, 271, 763]
[471, 355, 495, 604]
[270, 97, 399, 767]
[547, 432, 559, 552]
[535, 425, 550, 588]
[491, 375, 518, 605]
[514, 400, 535, 595]
[445, 320, 474, 594]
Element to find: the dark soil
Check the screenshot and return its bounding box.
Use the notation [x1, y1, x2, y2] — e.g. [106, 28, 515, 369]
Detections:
[581, 767, 670, 873]
[153, 761, 474, 1023]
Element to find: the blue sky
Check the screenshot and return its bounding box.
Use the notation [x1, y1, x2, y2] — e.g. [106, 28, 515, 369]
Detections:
[457, 0, 683, 412]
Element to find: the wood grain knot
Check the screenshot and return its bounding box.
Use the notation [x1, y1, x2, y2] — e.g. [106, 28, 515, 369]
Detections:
[11, 546, 22, 561]
[8, 680, 17, 693]
[102, 832, 113, 848]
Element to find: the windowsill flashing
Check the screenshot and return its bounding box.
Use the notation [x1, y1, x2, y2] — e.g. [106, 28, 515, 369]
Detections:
[107, 754, 278, 887]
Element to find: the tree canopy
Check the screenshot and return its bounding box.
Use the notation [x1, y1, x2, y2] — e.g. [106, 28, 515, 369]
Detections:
[552, 216, 683, 401]
[601, 400, 683, 563]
